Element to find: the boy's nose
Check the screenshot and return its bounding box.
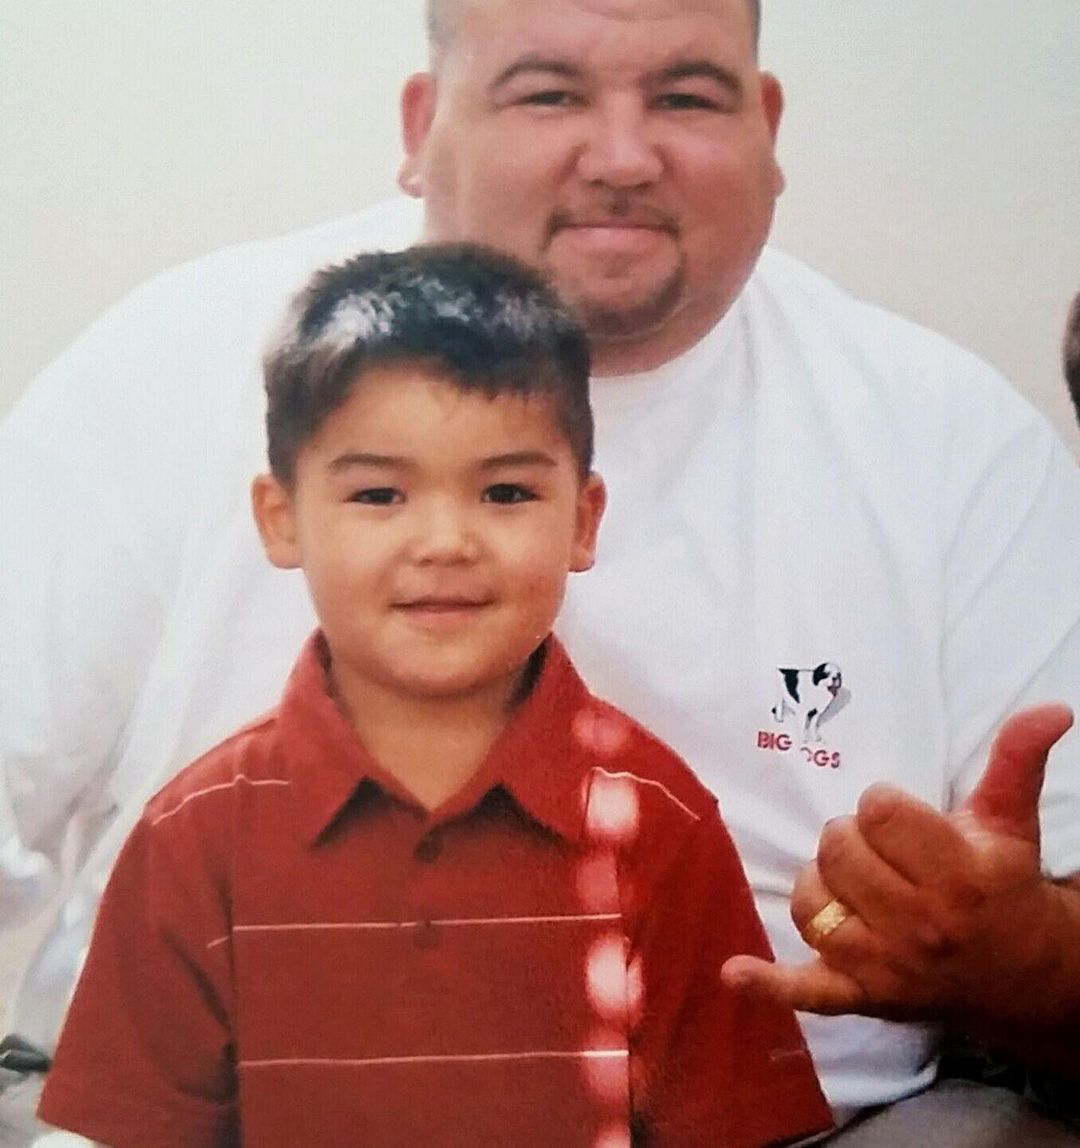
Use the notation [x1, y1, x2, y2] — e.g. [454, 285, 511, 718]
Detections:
[409, 501, 480, 565]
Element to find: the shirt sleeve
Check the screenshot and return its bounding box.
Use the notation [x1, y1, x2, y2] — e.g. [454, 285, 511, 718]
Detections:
[37, 813, 237, 1148]
[0, 282, 207, 928]
[629, 810, 833, 1148]
[940, 395, 1080, 879]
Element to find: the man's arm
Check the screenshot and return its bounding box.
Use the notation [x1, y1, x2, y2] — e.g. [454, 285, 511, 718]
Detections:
[723, 703, 1080, 1079]
[0, 237, 279, 932]
[0, 343, 173, 926]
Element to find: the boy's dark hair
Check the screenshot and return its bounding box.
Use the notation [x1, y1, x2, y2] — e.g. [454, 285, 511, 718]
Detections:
[263, 243, 593, 486]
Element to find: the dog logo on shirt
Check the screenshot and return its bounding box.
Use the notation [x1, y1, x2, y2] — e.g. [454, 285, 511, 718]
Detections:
[770, 662, 844, 745]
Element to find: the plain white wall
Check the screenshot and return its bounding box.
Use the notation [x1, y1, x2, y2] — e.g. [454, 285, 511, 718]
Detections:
[2, 1, 1079, 450]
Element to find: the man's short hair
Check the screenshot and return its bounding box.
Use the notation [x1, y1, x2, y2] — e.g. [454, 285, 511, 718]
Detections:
[425, 0, 762, 63]
[263, 244, 593, 486]
[1066, 292, 1080, 427]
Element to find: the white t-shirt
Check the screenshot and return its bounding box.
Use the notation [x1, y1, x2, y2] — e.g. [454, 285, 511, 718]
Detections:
[3, 198, 1079, 1124]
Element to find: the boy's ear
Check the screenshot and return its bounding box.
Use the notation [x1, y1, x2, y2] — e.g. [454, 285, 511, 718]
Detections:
[251, 474, 302, 570]
[570, 473, 607, 573]
[398, 72, 437, 198]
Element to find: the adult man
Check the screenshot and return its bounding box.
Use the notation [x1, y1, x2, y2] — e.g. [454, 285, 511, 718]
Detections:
[2, 0, 1080, 1144]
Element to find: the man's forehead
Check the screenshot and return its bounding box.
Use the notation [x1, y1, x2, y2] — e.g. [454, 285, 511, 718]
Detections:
[451, 0, 751, 33]
[464, 0, 737, 14]
[443, 0, 756, 67]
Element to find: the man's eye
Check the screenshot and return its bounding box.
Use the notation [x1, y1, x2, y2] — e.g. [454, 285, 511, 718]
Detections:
[653, 92, 721, 112]
[518, 89, 581, 109]
[483, 483, 537, 505]
[348, 487, 402, 505]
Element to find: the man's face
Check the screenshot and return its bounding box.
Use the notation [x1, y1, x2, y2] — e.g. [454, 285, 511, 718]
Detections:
[253, 365, 604, 715]
[400, 0, 783, 373]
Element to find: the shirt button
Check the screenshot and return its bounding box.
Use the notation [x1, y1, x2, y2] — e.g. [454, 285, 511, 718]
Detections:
[414, 920, 439, 951]
[413, 835, 442, 864]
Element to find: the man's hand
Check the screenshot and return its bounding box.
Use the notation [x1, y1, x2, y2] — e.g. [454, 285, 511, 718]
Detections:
[722, 704, 1079, 1041]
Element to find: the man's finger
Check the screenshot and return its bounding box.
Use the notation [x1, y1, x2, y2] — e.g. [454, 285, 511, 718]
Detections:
[964, 703, 1073, 839]
[812, 815, 923, 935]
[720, 954, 866, 1016]
[853, 786, 972, 888]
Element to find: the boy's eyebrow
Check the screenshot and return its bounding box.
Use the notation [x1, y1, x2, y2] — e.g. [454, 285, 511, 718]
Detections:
[327, 452, 413, 473]
[325, 451, 557, 472]
[479, 451, 559, 470]
[651, 60, 744, 99]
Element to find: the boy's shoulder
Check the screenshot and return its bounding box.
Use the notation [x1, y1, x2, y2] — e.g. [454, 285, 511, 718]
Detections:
[141, 707, 288, 835]
[541, 640, 720, 833]
[576, 692, 719, 826]
[569, 690, 747, 924]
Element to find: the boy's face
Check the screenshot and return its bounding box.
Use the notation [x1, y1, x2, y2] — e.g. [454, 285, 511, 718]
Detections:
[253, 364, 605, 710]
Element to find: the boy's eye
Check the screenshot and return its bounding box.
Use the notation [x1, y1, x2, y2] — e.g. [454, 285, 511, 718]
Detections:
[483, 483, 537, 505]
[348, 487, 402, 506]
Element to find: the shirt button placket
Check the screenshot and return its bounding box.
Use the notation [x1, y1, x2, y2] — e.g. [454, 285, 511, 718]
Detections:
[413, 834, 442, 864]
[414, 919, 439, 951]
[412, 831, 442, 950]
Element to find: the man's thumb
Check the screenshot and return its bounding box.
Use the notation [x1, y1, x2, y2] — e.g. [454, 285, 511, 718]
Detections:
[963, 703, 1073, 838]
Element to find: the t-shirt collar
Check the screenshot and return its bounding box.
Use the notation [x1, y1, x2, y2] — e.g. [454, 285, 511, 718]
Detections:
[588, 289, 743, 421]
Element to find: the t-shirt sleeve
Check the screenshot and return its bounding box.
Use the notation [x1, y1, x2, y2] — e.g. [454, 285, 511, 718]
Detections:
[0, 265, 232, 930]
[629, 809, 833, 1147]
[0, 373, 167, 926]
[37, 814, 238, 1148]
[940, 391, 1080, 879]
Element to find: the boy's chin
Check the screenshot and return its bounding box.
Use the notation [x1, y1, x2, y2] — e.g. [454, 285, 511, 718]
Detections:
[390, 664, 525, 705]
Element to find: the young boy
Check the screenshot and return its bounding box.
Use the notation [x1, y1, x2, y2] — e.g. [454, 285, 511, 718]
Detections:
[38, 245, 831, 1147]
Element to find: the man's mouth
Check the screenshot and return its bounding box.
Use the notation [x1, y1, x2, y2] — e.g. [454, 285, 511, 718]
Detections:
[547, 205, 679, 242]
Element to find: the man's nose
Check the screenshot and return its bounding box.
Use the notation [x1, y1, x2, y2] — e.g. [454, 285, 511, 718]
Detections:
[575, 99, 664, 188]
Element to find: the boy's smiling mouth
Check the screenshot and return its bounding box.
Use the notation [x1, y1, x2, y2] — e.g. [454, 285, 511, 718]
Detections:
[392, 595, 498, 623]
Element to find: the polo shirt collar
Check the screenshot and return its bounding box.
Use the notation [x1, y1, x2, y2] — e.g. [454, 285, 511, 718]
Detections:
[277, 632, 603, 847]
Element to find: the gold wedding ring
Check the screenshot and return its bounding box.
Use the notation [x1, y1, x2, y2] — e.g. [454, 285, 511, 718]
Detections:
[806, 898, 851, 948]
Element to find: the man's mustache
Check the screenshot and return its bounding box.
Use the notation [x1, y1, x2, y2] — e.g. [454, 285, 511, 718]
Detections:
[545, 197, 680, 243]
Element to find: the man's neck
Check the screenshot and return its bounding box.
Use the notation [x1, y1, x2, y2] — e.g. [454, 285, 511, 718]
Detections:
[329, 662, 528, 813]
[587, 298, 729, 377]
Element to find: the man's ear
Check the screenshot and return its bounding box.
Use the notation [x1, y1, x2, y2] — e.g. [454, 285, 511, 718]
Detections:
[759, 71, 786, 196]
[570, 473, 607, 573]
[398, 72, 437, 198]
[760, 72, 784, 142]
[251, 474, 302, 570]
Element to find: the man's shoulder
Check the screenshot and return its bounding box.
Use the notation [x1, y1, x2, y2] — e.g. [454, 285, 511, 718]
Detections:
[73, 198, 422, 365]
[126, 197, 423, 307]
[750, 246, 995, 372]
[744, 246, 1059, 455]
[5, 198, 424, 502]
[7, 198, 422, 429]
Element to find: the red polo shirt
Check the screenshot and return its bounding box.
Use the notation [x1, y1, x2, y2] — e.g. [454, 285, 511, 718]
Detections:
[40, 634, 830, 1147]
